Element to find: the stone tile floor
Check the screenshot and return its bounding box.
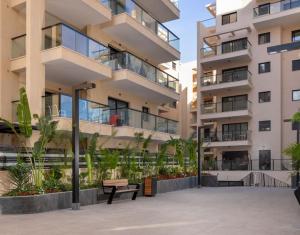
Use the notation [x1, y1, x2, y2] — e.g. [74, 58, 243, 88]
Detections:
[1, 187, 299, 235]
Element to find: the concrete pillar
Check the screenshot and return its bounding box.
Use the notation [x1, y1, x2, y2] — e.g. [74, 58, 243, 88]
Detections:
[26, 0, 45, 117]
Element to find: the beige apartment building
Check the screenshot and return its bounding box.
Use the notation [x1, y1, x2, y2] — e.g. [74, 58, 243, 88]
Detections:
[197, 0, 300, 179]
[0, 0, 181, 153]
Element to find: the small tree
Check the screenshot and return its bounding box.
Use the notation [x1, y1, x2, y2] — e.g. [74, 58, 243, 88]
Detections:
[284, 112, 300, 186]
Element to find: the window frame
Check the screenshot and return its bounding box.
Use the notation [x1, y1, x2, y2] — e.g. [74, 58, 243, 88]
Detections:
[258, 62, 271, 74]
[258, 91, 271, 103]
[292, 59, 300, 71]
[222, 12, 237, 25]
[259, 120, 271, 132]
[292, 30, 300, 42]
[292, 89, 300, 101]
[258, 32, 270, 45]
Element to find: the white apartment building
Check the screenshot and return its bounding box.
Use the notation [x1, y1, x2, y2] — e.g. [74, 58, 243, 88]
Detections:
[197, 0, 300, 176]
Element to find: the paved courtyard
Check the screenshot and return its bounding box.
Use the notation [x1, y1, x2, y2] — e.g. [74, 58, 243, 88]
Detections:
[0, 187, 299, 235]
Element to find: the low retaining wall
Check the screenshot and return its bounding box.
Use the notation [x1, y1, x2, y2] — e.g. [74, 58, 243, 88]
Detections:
[157, 176, 198, 194]
[0, 177, 198, 214]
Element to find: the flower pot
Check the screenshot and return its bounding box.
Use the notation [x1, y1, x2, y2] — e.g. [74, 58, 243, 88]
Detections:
[144, 177, 157, 197]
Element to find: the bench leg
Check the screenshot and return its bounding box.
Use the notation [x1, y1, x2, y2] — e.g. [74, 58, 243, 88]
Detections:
[107, 187, 116, 204]
[132, 185, 140, 201]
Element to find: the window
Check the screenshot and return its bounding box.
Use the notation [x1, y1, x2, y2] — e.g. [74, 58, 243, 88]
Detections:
[259, 120, 271, 131]
[256, 3, 270, 16]
[222, 38, 248, 53]
[292, 122, 300, 131]
[292, 30, 300, 42]
[259, 150, 271, 170]
[222, 95, 248, 112]
[142, 106, 149, 122]
[222, 66, 248, 83]
[259, 91, 271, 103]
[258, 32, 270, 44]
[172, 62, 177, 70]
[292, 90, 300, 101]
[222, 123, 248, 141]
[222, 12, 237, 25]
[258, 62, 270, 73]
[292, 59, 300, 71]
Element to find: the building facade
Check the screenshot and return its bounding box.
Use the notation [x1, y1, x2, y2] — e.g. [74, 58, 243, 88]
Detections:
[197, 0, 300, 174]
[0, 0, 181, 153]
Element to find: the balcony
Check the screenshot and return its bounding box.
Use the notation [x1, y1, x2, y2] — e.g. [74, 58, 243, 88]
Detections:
[110, 108, 179, 141]
[200, 39, 252, 68]
[11, 0, 111, 28]
[202, 131, 251, 148]
[200, 100, 252, 120]
[134, 0, 180, 23]
[104, 52, 179, 103]
[101, 0, 180, 64]
[41, 94, 179, 140]
[253, 0, 300, 29]
[11, 23, 112, 85]
[200, 70, 252, 93]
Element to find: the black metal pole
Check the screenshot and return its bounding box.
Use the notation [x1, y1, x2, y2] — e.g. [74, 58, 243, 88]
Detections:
[297, 128, 300, 187]
[72, 88, 80, 210]
[197, 126, 202, 187]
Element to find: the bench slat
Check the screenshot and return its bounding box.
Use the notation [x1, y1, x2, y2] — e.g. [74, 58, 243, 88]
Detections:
[103, 179, 128, 187]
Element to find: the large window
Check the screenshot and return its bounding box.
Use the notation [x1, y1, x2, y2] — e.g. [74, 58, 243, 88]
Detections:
[222, 95, 248, 112]
[259, 150, 271, 170]
[258, 62, 271, 74]
[292, 30, 300, 42]
[292, 90, 300, 101]
[222, 12, 237, 25]
[222, 123, 248, 141]
[259, 91, 271, 103]
[221, 38, 248, 54]
[222, 66, 248, 83]
[259, 120, 271, 131]
[292, 59, 300, 71]
[258, 32, 270, 44]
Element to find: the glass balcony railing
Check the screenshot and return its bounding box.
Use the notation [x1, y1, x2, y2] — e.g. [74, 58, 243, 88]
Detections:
[200, 38, 251, 58]
[43, 94, 110, 124]
[104, 52, 179, 92]
[203, 131, 250, 142]
[253, 0, 300, 17]
[111, 108, 178, 134]
[102, 0, 180, 51]
[42, 23, 110, 63]
[11, 35, 26, 59]
[201, 100, 252, 114]
[201, 70, 252, 87]
[39, 94, 178, 135]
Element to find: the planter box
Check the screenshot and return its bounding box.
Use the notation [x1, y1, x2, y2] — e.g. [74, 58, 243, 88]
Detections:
[0, 184, 144, 215]
[157, 176, 197, 194]
[201, 175, 218, 187]
[0, 188, 106, 215]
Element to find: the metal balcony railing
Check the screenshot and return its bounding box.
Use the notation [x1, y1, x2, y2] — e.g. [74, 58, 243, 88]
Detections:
[253, 0, 300, 17]
[201, 100, 252, 114]
[102, 0, 180, 50]
[202, 159, 294, 171]
[201, 70, 252, 87]
[104, 51, 179, 92]
[200, 38, 252, 58]
[202, 131, 251, 142]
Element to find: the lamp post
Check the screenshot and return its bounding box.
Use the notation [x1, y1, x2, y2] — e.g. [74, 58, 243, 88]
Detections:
[72, 82, 96, 210]
[197, 126, 204, 187]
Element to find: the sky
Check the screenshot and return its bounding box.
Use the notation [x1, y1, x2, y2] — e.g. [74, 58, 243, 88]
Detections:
[165, 0, 213, 63]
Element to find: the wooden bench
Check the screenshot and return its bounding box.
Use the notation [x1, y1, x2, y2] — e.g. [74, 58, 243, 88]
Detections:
[102, 179, 140, 204]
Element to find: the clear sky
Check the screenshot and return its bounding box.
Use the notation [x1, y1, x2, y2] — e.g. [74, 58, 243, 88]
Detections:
[165, 0, 213, 63]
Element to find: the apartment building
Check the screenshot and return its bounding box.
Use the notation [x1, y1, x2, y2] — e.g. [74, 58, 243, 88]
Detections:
[197, 0, 300, 173]
[179, 61, 197, 140]
[0, 0, 181, 152]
